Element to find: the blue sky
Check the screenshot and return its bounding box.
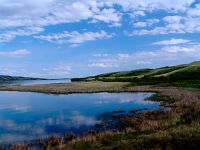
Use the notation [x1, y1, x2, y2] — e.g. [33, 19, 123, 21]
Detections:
[0, 0, 200, 78]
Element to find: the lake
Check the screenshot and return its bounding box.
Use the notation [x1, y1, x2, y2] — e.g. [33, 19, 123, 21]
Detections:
[0, 79, 71, 86]
[0, 91, 160, 144]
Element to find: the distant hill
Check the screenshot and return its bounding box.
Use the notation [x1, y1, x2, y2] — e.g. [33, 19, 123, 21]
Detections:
[72, 61, 200, 88]
[0, 75, 44, 82]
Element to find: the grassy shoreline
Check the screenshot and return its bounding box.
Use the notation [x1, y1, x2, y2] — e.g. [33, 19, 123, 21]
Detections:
[0, 81, 198, 95]
[1, 82, 200, 149]
[0, 82, 130, 94]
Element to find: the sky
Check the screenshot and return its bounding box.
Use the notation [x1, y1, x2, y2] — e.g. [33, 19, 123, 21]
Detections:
[0, 0, 200, 78]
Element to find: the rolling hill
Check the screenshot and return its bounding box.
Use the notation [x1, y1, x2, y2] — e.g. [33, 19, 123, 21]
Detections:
[0, 75, 44, 82]
[72, 61, 200, 88]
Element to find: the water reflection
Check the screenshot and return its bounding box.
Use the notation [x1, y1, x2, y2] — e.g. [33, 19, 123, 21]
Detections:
[0, 92, 160, 144]
[94, 93, 155, 104]
[0, 104, 30, 112]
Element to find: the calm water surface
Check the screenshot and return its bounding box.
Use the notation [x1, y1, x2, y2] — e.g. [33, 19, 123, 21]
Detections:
[0, 79, 70, 86]
[0, 91, 160, 144]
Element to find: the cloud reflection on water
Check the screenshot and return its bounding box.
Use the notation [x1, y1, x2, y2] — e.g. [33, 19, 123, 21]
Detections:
[93, 93, 155, 105]
[0, 112, 100, 144]
[0, 92, 159, 144]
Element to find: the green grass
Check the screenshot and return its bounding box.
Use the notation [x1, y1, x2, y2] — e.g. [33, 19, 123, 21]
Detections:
[72, 61, 200, 89]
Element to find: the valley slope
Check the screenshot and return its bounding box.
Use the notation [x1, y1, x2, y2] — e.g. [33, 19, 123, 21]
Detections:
[0, 75, 44, 82]
[72, 61, 200, 88]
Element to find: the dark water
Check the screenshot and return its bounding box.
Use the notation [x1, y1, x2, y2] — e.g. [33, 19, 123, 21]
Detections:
[0, 79, 70, 86]
[0, 92, 160, 144]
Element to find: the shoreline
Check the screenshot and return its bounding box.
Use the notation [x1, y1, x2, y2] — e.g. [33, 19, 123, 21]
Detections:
[0, 81, 198, 95]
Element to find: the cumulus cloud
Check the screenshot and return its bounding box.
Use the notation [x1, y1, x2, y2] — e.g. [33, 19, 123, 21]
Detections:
[92, 8, 122, 27]
[187, 4, 200, 17]
[0, 27, 43, 42]
[104, 0, 194, 13]
[133, 19, 159, 28]
[88, 63, 118, 68]
[88, 41, 200, 70]
[0, 0, 121, 29]
[0, 49, 30, 58]
[131, 3, 200, 35]
[152, 38, 191, 45]
[0, 0, 193, 28]
[34, 30, 113, 47]
[0, 0, 198, 42]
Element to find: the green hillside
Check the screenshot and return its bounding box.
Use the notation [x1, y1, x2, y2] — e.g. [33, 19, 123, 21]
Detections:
[72, 61, 200, 88]
[0, 75, 44, 82]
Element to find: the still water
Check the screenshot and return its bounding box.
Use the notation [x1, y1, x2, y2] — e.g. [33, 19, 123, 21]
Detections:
[0, 92, 160, 144]
[0, 79, 70, 86]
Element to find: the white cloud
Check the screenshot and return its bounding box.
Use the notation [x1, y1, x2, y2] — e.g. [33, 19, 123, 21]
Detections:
[132, 44, 200, 61]
[0, 0, 193, 28]
[133, 19, 159, 28]
[187, 4, 200, 17]
[161, 45, 197, 53]
[92, 8, 122, 27]
[152, 38, 191, 45]
[0, 64, 27, 75]
[163, 16, 182, 24]
[0, 0, 197, 42]
[118, 54, 131, 60]
[43, 63, 71, 77]
[104, 0, 194, 13]
[0, 0, 92, 28]
[0, 27, 43, 42]
[88, 63, 118, 68]
[136, 61, 151, 65]
[87, 42, 200, 70]
[131, 3, 200, 35]
[0, 49, 30, 58]
[34, 30, 113, 46]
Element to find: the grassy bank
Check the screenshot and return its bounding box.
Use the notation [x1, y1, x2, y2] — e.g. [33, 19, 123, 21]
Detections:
[0, 82, 130, 94]
[4, 86, 200, 150]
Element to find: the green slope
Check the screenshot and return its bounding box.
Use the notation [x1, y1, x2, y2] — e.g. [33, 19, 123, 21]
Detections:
[0, 75, 44, 82]
[72, 61, 200, 88]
